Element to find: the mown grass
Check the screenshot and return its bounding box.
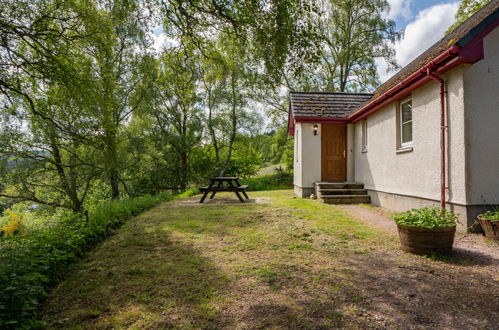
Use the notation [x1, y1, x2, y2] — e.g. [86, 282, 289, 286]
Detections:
[39, 190, 498, 329]
[39, 190, 391, 328]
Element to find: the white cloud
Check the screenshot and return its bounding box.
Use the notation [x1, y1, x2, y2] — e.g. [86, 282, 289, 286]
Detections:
[152, 33, 179, 53]
[377, 2, 459, 83]
[388, 0, 413, 20]
[150, 25, 179, 53]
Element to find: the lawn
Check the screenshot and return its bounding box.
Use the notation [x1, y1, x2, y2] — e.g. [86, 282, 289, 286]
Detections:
[40, 190, 498, 329]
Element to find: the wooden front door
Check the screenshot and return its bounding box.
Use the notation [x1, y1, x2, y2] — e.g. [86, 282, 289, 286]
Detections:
[321, 124, 347, 181]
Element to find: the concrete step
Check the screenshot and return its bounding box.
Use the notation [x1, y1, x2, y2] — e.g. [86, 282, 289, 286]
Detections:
[318, 189, 367, 196]
[320, 195, 371, 204]
[316, 182, 365, 189]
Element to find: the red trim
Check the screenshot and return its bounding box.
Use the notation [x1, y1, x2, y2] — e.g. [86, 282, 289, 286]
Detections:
[459, 19, 499, 61]
[288, 104, 295, 135]
[287, 19, 499, 131]
[349, 46, 461, 123]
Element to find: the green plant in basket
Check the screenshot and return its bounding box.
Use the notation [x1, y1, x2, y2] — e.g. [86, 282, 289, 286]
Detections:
[394, 206, 459, 228]
[480, 210, 499, 221]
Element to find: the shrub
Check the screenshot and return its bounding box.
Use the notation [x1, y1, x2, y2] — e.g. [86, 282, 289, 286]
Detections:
[480, 210, 499, 221]
[240, 172, 293, 191]
[394, 207, 459, 228]
[0, 189, 195, 328]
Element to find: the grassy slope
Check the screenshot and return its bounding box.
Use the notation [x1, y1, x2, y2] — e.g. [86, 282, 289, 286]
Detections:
[40, 191, 498, 329]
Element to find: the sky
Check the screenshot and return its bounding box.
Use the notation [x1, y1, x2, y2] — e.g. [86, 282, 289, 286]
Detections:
[378, 0, 460, 82]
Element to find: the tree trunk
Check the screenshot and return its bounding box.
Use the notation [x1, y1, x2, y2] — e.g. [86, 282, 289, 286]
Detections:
[219, 71, 238, 176]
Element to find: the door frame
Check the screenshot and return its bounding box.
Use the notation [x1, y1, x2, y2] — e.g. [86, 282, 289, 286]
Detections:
[321, 123, 347, 181]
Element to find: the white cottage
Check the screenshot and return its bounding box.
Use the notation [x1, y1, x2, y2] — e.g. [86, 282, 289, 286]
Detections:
[288, 1, 499, 230]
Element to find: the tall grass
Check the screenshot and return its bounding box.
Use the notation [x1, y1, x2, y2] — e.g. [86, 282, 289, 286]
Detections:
[0, 189, 196, 328]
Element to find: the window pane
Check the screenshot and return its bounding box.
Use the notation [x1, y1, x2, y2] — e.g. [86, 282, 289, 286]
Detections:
[401, 101, 412, 123]
[362, 120, 367, 149]
[365, 121, 368, 147]
[402, 122, 412, 143]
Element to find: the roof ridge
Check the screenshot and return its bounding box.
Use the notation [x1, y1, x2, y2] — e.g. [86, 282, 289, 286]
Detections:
[290, 91, 374, 95]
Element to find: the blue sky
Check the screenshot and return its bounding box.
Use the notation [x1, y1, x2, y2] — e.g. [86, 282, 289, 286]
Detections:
[378, 0, 461, 82]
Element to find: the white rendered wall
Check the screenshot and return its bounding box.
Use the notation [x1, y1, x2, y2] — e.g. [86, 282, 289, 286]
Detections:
[296, 123, 322, 189]
[353, 66, 467, 206]
[463, 26, 499, 205]
[293, 123, 303, 188]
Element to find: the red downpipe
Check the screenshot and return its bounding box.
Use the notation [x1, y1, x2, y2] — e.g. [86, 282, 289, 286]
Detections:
[426, 69, 446, 209]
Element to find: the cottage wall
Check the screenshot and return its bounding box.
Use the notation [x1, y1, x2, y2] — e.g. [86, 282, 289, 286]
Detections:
[293, 123, 321, 197]
[463, 26, 499, 207]
[353, 66, 470, 227]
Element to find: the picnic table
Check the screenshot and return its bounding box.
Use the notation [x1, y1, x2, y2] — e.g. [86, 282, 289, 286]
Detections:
[199, 177, 249, 203]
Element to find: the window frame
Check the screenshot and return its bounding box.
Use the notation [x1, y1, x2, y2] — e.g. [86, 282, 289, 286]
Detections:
[399, 98, 413, 149]
[361, 119, 368, 152]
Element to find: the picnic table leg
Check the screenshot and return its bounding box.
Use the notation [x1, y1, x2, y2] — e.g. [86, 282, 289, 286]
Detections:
[235, 179, 250, 199]
[234, 191, 245, 202]
[210, 181, 222, 199]
[199, 181, 215, 203]
[199, 191, 209, 203]
[229, 180, 245, 203]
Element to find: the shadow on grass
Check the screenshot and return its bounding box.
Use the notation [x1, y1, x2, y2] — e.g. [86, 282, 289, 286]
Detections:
[39, 193, 499, 329]
[343, 252, 499, 328]
[40, 221, 233, 329]
[424, 247, 497, 266]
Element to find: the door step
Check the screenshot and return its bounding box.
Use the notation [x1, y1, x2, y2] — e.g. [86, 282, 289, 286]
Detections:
[315, 182, 371, 204]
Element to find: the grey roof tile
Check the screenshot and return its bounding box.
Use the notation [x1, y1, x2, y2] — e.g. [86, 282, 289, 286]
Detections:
[290, 92, 373, 119]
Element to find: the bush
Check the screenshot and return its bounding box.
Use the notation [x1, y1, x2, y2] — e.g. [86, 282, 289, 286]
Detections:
[0, 189, 196, 328]
[394, 207, 459, 228]
[240, 172, 293, 191]
[480, 210, 499, 221]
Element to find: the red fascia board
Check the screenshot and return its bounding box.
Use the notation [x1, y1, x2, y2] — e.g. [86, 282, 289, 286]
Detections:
[348, 46, 462, 123]
[288, 104, 295, 135]
[349, 57, 474, 123]
[459, 18, 499, 61]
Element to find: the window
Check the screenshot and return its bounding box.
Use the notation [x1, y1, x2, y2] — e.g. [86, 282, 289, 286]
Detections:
[361, 119, 368, 152]
[399, 99, 412, 147]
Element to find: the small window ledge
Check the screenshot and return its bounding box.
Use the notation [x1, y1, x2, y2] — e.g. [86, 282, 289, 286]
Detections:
[361, 148, 368, 153]
[396, 146, 413, 154]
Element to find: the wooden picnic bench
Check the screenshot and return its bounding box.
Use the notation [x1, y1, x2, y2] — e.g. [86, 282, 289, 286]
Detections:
[199, 177, 250, 203]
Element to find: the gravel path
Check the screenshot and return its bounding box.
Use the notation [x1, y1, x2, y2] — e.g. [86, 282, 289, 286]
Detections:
[338, 204, 499, 270]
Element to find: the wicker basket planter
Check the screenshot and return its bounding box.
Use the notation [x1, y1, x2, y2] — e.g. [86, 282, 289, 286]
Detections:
[397, 224, 456, 254]
[477, 217, 499, 240]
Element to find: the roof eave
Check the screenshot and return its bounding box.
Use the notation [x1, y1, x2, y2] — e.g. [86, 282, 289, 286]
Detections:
[348, 6, 499, 123]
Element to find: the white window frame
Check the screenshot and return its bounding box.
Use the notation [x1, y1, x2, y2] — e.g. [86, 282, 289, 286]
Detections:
[361, 119, 368, 152]
[399, 98, 413, 148]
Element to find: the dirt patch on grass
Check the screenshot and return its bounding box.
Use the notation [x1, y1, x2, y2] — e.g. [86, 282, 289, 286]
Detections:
[40, 191, 499, 329]
[171, 194, 271, 207]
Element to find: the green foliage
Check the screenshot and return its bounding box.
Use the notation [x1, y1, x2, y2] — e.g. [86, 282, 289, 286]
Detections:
[287, 0, 400, 92]
[480, 210, 499, 221]
[0, 190, 195, 328]
[240, 172, 293, 191]
[447, 0, 490, 34]
[393, 207, 459, 228]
